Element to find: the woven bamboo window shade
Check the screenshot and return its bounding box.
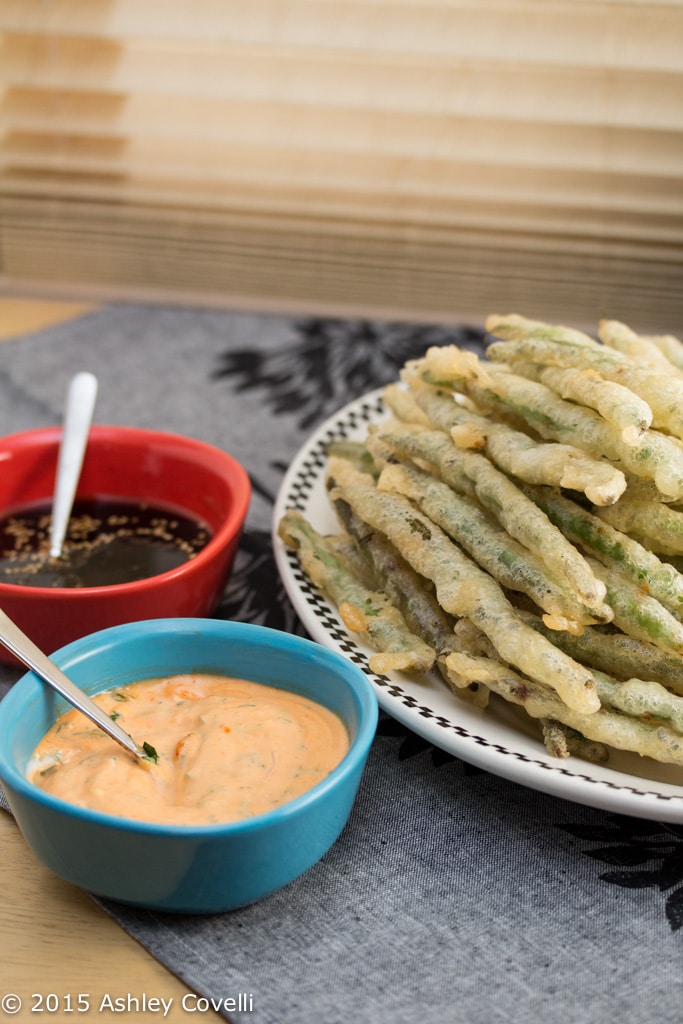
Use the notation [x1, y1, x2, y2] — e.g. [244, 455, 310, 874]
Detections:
[1, 0, 682, 329]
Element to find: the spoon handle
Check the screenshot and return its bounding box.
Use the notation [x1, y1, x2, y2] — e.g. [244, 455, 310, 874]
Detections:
[50, 372, 99, 560]
[0, 608, 145, 761]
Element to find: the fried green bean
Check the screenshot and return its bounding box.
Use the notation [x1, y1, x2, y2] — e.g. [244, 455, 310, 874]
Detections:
[282, 319, 683, 768]
[592, 671, 683, 735]
[587, 557, 683, 654]
[333, 496, 490, 707]
[376, 458, 608, 631]
[382, 382, 432, 425]
[485, 313, 600, 349]
[331, 496, 459, 658]
[539, 719, 572, 758]
[539, 720, 609, 763]
[402, 379, 626, 505]
[485, 325, 683, 441]
[326, 455, 599, 713]
[512, 361, 652, 446]
[598, 319, 683, 375]
[443, 651, 683, 767]
[369, 421, 608, 611]
[639, 332, 683, 372]
[461, 601, 683, 731]
[416, 347, 683, 500]
[278, 509, 436, 674]
[518, 611, 683, 693]
[325, 531, 378, 590]
[525, 485, 683, 621]
[326, 439, 379, 477]
[598, 499, 683, 557]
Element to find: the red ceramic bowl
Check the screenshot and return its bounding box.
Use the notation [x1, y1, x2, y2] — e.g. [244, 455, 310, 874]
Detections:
[0, 426, 251, 662]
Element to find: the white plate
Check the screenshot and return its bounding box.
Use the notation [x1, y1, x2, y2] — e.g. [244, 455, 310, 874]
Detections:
[273, 389, 683, 821]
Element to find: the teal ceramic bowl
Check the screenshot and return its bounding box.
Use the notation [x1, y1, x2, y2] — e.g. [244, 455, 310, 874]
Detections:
[0, 618, 378, 913]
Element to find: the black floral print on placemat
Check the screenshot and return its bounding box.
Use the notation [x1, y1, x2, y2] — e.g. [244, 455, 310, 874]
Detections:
[214, 528, 306, 636]
[213, 317, 486, 430]
[558, 818, 683, 930]
[211, 315, 485, 631]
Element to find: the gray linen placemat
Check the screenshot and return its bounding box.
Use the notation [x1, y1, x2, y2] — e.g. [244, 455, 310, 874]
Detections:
[1, 305, 682, 1024]
[102, 727, 683, 1024]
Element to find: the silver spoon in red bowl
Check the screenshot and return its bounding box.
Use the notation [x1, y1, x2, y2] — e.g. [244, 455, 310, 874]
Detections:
[49, 371, 99, 561]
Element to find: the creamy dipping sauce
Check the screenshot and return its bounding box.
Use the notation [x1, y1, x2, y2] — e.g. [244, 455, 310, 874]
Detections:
[28, 674, 350, 826]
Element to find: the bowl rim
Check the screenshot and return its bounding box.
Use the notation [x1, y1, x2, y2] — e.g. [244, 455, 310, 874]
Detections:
[0, 618, 379, 836]
[0, 425, 251, 597]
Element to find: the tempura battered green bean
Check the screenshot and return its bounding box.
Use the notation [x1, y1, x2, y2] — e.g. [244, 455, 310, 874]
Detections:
[416, 348, 683, 499]
[376, 459, 608, 631]
[592, 672, 683, 735]
[332, 497, 459, 658]
[280, 314, 683, 768]
[278, 509, 436, 674]
[598, 499, 683, 557]
[382, 382, 432, 425]
[525, 485, 683, 620]
[333, 496, 489, 707]
[402, 380, 626, 505]
[325, 531, 378, 590]
[442, 651, 683, 767]
[326, 440, 379, 477]
[518, 610, 683, 693]
[485, 330, 683, 442]
[370, 421, 608, 611]
[539, 719, 572, 758]
[512, 362, 652, 446]
[598, 319, 683, 375]
[587, 557, 683, 654]
[540, 720, 609, 762]
[485, 313, 600, 349]
[326, 455, 599, 713]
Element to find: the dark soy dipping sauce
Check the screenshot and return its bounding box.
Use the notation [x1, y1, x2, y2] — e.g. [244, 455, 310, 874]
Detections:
[0, 497, 213, 588]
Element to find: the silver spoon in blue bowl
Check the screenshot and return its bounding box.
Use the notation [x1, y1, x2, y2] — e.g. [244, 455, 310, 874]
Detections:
[0, 607, 155, 763]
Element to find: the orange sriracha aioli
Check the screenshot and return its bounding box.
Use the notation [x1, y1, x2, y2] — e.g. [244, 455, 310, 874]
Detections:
[28, 674, 349, 826]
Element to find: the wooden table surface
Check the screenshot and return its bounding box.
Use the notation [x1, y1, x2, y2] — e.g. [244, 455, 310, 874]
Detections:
[0, 296, 223, 1023]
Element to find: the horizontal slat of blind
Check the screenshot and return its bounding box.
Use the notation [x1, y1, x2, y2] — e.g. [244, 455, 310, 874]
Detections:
[3, 37, 681, 131]
[3, 92, 682, 183]
[4, 136, 680, 233]
[1, 0, 682, 328]
[2, 0, 683, 71]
